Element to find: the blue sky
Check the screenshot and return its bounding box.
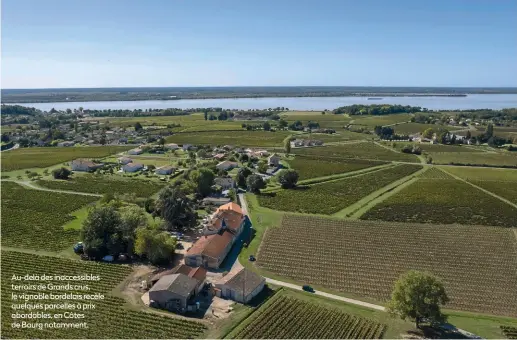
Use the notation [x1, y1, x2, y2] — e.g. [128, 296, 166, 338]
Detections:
[2, 0, 516, 88]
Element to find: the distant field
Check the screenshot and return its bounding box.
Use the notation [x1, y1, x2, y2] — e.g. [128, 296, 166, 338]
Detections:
[1, 250, 207, 339]
[429, 152, 517, 167]
[1, 146, 131, 171]
[258, 164, 422, 214]
[470, 180, 517, 203]
[166, 130, 291, 147]
[37, 175, 165, 198]
[288, 155, 385, 180]
[392, 122, 431, 134]
[441, 166, 517, 181]
[362, 179, 517, 227]
[1, 182, 97, 251]
[349, 114, 413, 127]
[258, 215, 517, 316]
[229, 292, 386, 339]
[293, 142, 419, 162]
[418, 167, 453, 179]
[390, 142, 477, 153]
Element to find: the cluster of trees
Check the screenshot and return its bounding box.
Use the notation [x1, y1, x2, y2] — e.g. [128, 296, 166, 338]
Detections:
[333, 104, 423, 115]
[1, 104, 38, 116]
[452, 108, 517, 122]
[401, 144, 422, 155]
[52, 167, 71, 180]
[373, 126, 409, 140]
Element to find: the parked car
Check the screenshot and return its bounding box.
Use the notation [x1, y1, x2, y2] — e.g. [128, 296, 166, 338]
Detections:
[249, 255, 256, 262]
[302, 285, 315, 293]
[73, 242, 84, 254]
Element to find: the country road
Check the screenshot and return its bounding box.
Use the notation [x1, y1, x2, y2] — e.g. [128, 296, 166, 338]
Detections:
[2, 180, 103, 197]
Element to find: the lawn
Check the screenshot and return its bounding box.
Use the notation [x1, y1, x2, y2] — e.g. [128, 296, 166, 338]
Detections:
[1, 146, 132, 171]
[37, 175, 165, 198]
[288, 155, 386, 180]
[1, 182, 98, 251]
[257, 164, 422, 215]
[258, 215, 517, 317]
[166, 130, 291, 147]
[1, 250, 207, 339]
[362, 178, 517, 227]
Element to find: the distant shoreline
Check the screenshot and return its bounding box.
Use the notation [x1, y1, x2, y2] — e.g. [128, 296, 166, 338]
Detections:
[0, 93, 474, 104]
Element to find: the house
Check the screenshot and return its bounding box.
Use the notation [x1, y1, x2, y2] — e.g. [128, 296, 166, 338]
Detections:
[216, 161, 239, 171]
[57, 141, 75, 147]
[164, 143, 179, 150]
[155, 165, 175, 175]
[71, 159, 103, 172]
[150, 265, 207, 294]
[203, 202, 246, 236]
[214, 153, 226, 161]
[268, 153, 281, 167]
[117, 157, 132, 165]
[214, 177, 236, 190]
[290, 139, 304, 148]
[148, 274, 200, 313]
[213, 268, 265, 304]
[223, 145, 234, 150]
[255, 150, 269, 157]
[202, 196, 232, 206]
[182, 144, 194, 151]
[184, 230, 235, 269]
[128, 148, 143, 155]
[122, 162, 144, 173]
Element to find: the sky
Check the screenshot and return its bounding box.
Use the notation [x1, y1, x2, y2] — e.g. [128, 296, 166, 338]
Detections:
[2, 0, 517, 88]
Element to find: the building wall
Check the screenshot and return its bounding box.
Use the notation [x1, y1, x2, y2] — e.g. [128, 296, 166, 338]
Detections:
[149, 290, 188, 312]
[185, 255, 203, 267]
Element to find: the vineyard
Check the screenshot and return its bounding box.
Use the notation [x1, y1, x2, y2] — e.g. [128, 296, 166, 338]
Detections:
[258, 164, 422, 214]
[469, 180, 517, 204]
[501, 326, 517, 339]
[228, 293, 386, 339]
[442, 166, 517, 182]
[166, 130, 291, 147]
[1, 251, 207, 338]
[288, 155, 385, 180]
[37, 176, 165, 198]
[292, 142, 419, 162]
[1, 146, 132, 172]
[1, 182, 97, 251]
[362, 178, 517, 227]
[429, 152, 517, 167]
[258, 215, 517, 316]
[417, 167, 453, 179]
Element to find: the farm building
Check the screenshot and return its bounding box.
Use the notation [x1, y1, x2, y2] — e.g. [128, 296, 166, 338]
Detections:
[268, 154, 281, 166]
[216, 161, 239, 171]
[214, 177, 236, 190]
[148, 273, 200, 313]
[122, 162, 144, 172]
[117, 157, 132, 165]
[57, 141, 75, 147]
[214, 268, 265, 304]
[164, 143, 179, 150]
[202, 196, 232, 206]
[155, 165, 175, 175]
[184, 230, 235, 269]
[71, 159, 103, 172]
[204, 202, 246, 237]
[214, 153, 226, 161]
[150, 265, 207, 294]
[128, 148, 143, 155]
[182, 144, 194, 151]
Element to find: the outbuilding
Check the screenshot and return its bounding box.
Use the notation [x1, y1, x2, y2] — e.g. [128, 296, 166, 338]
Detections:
[149, 274, 199, 313]
[214, 268, 265, 304]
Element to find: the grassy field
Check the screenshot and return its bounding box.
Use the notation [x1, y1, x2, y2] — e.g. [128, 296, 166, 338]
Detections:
[288, 155, 385, 180]
[228, 291, 387, 339]
[166, 130, 291, 147]
[362, 178, 517, 227]
[1, 146, 132, 171]
[37, 175, 165, 198]
[1, 250, 207, 339]
[429, 151, 517, 167]
[391, 122, 433, 134]
[1, 182, 98, 251]
[258, 164, 422, 215]
[292, 142, 419, 162]
[349, 114, 413, 127]
[258, 215, 517, 316]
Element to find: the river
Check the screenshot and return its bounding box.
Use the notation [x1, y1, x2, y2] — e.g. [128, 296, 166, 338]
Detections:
[12, 94, 517, 111]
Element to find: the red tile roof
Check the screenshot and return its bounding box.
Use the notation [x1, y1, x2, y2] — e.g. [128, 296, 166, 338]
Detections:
[186, 230, 234, 259]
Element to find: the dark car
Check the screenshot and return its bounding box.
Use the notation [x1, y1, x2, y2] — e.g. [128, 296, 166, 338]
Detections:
[73, 242, 84, 254]
[302, 285, 315, 293]
[248, 255, 256, 262]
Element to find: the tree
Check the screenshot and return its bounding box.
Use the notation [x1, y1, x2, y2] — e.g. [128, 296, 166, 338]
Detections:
[485, 123, 494, 139]
[144, 198, 156, 214]
[204, 111, 208, 121]
[118, 205, 147, 256]
[81, 205, 122, 258]
[246, 174, 266, 193]
[134, 122, 143, 132]
[283, 136, 293, 154]
[235, 167, 252, 188]
[189, 167, 215, 197]
[158, 137, 165, 146]
[422, 128, 435, 139]
[278, 169, 299, 189]
[155, 186, 197, 230]
[1, 133, 10, 143]
[52, 167, 71, 180]
[465, 130, 472, 140]
[134, 225, 176, 264]
[257, 161, 268, 174]
[387, 270, 449, 329]
[278, 119, 288, 129]
[263, 121, 271, 131]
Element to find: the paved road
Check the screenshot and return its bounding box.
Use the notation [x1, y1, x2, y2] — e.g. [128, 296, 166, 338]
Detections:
[265, 277, 386, 311]
[238, 193, 249, 215]
[3, 180, 103, 197]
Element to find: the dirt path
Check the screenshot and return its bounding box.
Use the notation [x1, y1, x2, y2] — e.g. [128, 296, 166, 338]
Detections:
[440, 169, 517, 209]
[3, 180, 103, 197]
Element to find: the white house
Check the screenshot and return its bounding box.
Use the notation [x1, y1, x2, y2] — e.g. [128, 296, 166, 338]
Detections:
[164, 143, 179, 150]
[155, 165, 175, 175]
[213, 268, 265, 304]
[71, 159, 103, 172]
[128, 148, 143, 155]
[182, 144, 194, 151]
[214, 177, 236, 190]
[122, 162, 144, 172]
[216, 161, 239, 171]
[117, 157, 132, 165]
